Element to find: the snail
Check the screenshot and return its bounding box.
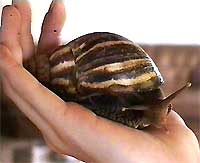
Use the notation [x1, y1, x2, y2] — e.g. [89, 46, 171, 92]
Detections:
[34, 32, 191, 129]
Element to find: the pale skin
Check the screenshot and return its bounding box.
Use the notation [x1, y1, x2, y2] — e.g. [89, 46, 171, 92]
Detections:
[0, 1, 199, 163]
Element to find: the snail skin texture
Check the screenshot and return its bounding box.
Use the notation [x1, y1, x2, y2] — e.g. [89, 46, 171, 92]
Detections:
[34, 32, 191, 129]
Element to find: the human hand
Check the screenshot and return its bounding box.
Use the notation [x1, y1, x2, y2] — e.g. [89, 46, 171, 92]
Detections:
[0, 1, 199, 162]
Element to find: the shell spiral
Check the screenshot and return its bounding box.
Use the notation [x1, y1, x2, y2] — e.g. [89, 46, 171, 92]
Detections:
[49, 32, 163, 99]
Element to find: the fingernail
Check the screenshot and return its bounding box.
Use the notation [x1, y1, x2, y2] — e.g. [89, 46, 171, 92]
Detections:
[52, 0, 64, 3]
[49, 0, 64, 10]
[12, 0, 29, 4]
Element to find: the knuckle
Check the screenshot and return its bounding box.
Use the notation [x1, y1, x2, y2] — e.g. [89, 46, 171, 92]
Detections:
[0, 44, 21, 80]
[0, 43, 10, 54]
[0, 44, 16, 69]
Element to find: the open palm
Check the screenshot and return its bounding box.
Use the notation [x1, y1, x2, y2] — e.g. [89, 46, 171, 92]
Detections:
[0, 1, 199, 162]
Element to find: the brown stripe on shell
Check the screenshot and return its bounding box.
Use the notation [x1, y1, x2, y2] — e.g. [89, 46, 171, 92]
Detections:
[68, 32, 129, 54]
[51, 78, 70, 86]
[75, 41, 134, 63]
[76, 41, 147, 68]
[77, 53, 149, 73]
[79, 64, 154, 84]
[78, 73, 161, 95]
[50, 60, 75, 76]
[72, 33, 129, 54]
[80, 72, 157, 88]
[50, 65, 74, 78]
[51, 78, 77, 94]
[49, 46, 74, 66]
[78, 59, 151, 78]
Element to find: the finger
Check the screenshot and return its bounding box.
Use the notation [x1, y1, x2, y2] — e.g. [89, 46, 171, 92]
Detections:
[6, 84, 71, 158]
[0, 44, 50, 134]
[166, 110, 186, 126]
[5, 79, 70, 155]
[159, 111, 200, 162]
[0, 5, 22, 64]
[43, 134, 68, 154]
[12, 0, 35, 60]
[0, 43, 70, 154]
[37, 0, 66, 55]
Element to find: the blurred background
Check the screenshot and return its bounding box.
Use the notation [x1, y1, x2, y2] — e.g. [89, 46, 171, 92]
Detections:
[0, 0, 200, 162]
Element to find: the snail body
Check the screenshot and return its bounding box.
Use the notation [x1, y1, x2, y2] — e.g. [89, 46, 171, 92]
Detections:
[35, 32, 191, 129]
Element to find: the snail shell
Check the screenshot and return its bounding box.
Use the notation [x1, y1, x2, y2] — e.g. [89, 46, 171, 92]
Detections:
[35, 32, 190, 129]
[49, 32, 163, 96]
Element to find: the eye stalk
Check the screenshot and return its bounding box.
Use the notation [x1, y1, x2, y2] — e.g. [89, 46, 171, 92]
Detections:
[159, 82, 192, 110]
[152, 82, 192, 127]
